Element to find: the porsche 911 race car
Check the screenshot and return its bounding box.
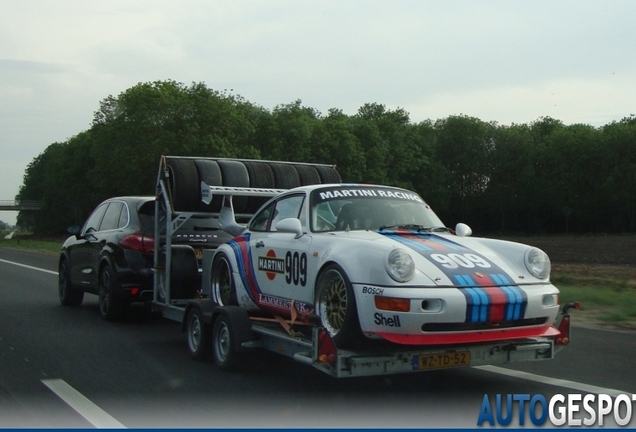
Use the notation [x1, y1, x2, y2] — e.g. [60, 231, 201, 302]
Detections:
[210, 183, 560, 348]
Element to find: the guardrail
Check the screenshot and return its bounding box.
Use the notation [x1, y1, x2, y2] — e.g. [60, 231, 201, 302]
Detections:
[0, 200, 43, 211]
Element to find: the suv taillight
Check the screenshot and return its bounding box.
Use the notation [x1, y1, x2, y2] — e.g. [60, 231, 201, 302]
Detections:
[120, 234, 155, 254]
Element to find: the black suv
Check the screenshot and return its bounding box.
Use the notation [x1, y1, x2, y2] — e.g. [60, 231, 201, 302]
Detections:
[58, 196, 231, 320]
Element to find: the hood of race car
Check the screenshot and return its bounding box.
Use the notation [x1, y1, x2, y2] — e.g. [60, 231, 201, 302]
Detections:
[324, 229, 549, 287]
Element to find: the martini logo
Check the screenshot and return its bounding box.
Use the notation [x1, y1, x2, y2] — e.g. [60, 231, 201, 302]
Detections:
[258, 249, 284, 281]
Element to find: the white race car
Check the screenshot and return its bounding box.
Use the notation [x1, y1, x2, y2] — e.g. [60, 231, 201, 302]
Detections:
[210, 184, 560, 348]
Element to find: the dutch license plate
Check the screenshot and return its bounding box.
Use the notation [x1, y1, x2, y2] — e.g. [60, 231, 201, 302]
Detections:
[415, 351, 471, 370]
[194, 248, 203, 259]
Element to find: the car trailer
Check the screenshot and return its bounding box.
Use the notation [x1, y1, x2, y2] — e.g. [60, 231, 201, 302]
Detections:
[151, 155, 578, 378]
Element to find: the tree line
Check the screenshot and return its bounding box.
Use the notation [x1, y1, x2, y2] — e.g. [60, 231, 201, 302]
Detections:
[16, 80, 636, 235]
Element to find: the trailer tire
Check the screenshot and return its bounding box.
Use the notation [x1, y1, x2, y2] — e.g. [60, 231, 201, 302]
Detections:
[158, 245, 199, 301]
[315, 165, 342, 184]
[244, 161, 275, 213]
[269, 163, 300, 190]
[315, 264, 361, 348]
[295, 165, 321, 186]
[194, 159, 223, 212]
[217, 160, 250, 213]
[211, 254, 237, 306]
[186, 307, 210, 361]
[166, 158, 199, 211]
[212, 314, 242, 371]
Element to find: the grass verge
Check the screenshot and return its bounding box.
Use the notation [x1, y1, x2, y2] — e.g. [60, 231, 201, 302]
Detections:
[0, 233, 63, 255]
[552, 267, 636, 325]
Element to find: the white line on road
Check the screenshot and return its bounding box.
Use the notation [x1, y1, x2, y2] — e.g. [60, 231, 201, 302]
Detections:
[42, 379, 126, 429]
[0, 258, 57, 275]
[475, 365, 630, 397]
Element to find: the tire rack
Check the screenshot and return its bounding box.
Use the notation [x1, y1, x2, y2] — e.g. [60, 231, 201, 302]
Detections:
[153, 155, 339, 322]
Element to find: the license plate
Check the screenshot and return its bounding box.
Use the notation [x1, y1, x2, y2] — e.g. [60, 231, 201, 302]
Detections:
[194, 248, 203, 259]
[415, 351, 471, 370]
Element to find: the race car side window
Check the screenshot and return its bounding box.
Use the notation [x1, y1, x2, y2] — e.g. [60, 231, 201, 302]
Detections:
[270, 195, 305, 232]
[250, 202, 275, 232]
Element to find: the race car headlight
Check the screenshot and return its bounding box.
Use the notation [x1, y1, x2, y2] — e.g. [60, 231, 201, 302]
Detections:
[525, 248, 551, 279]
[386, 249, 415, 282]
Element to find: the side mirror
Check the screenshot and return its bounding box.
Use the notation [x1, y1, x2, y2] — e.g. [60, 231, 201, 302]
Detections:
[455, 223, 472, 237]
[275, 218, 304, 239]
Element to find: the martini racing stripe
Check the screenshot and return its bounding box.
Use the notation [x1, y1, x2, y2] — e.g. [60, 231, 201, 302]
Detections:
[228, 233, 260, 303]
[382, 230, 466, 252]
[455, 274, 527, 323]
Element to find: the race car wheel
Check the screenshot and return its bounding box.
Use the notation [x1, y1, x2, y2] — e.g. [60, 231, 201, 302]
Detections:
[186, 307, 210, 361]
[211, 254, 237, 306]
[212, 314, 240, 371]
[315, 264, 361, 348]
[99, 264, 126, 321]
[58, 258, 84, 306]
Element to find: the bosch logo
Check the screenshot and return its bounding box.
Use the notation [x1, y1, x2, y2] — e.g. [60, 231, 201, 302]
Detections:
[362, 286, 384, 295]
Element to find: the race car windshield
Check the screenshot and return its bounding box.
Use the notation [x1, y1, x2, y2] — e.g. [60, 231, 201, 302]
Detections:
[310, 186, 445, 232]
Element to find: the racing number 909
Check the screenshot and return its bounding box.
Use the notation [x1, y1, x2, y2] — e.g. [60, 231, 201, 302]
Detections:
[285, 251, 307, 286]
[430, 253, 492, 269]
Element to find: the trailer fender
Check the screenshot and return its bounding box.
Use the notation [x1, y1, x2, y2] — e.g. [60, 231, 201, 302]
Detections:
[181, 299, 219, 331]
[211, 306, 255, 353]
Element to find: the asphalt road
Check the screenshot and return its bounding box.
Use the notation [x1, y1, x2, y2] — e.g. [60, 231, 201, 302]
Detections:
[0, 247, 635, 428]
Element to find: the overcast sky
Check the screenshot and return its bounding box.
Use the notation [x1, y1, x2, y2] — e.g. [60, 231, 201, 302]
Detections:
[1, 0, 635, 226]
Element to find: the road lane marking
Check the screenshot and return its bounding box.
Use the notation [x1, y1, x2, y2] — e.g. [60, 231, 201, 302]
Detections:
[0, 258, 57, 275]
[42, 378, 126, 429]
[475, 365, 630, 397]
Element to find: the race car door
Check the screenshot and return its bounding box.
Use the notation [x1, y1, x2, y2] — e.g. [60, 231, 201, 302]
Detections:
[248, 194, 315, 314]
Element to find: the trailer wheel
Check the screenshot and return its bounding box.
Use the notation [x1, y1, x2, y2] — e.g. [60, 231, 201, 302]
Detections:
[212, 314, 241, 371]
[186, 307, 210, 361]
[315, 264, 361, 348]
[59, 258, 84, 306]
[211, 254, 237, 306]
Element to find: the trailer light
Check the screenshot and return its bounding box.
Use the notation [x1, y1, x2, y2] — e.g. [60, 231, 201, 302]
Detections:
[317, 329, 337, 363]
[375, 296, 410, 312]
[130, 287, 139, 296]
[555, 315, 571, 346]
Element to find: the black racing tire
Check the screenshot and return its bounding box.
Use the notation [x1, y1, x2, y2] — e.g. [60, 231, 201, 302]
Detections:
[217, 160, 250, 213]
[295, 165, 321, 186]
[211, 254, 237, 306]
[315, 166, 342, 184]
[166, 158, 199, 211]
[212, 314, 242, 371]
[244, 161, 275, 214]
[315, 263, 361, 348]
[58, 258, 84, 306]
[99, 264, 126, 321]
[269, 163, 300, 189]
[159, 245, 199, 300]
[194, 159, 223, 212]
[186, 307, 210, 361]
